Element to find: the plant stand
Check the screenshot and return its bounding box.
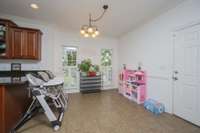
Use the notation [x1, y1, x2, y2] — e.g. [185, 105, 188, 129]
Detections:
[80, 73, 102, 93]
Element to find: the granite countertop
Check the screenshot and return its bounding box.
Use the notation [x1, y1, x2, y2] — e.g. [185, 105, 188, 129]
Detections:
[0, 76, 28, 85]
[0, 70, 44, 86]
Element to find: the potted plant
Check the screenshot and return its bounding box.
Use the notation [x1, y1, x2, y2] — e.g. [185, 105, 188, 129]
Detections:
[78, 59, 100, 77]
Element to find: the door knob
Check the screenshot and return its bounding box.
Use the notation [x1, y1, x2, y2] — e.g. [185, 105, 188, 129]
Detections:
[173, 70, 178, 81]
[172, 76, 178, 81]
[174, 71, 178, 74]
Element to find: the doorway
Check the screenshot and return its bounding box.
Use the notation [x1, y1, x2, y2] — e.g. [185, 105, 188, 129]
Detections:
[101, 49, 112, 87]
[62, 46, 79, 92]
[173, 23, 200, 126]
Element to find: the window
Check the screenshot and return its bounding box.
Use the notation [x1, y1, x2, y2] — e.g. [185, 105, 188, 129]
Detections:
[63, 47, 77, 66]
[101, 49, 112, 66]
[101, 49, 112, 86]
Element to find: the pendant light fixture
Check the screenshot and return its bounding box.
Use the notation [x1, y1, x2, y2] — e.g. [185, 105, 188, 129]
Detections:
[80, 5, 108, 38]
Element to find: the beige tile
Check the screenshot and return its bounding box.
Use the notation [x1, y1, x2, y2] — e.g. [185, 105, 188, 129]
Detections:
[19, 90, 200, 133]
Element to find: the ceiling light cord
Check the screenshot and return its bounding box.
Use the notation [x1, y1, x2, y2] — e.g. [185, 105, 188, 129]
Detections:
[90, 7, 108, 22]
[90, 5, 108, 22]
[89, 13, 92, 27]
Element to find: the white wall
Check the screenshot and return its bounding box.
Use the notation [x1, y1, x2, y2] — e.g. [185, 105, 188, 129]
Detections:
[119, 0, 200, 113]
[53, 28, 119, 89]
[0, 14, 119, 89]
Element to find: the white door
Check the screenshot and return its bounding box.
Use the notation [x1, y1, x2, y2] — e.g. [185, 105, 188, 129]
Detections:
[173, 23, 200, 126]
[101, 49, 112, 86]
[62, 47, 79, 92]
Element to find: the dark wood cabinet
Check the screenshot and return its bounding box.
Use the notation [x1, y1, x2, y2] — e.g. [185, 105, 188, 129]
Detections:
[11, 27, 42, 60]
[0, 18, 42, 60]
[0, 84, 31, 133]
[0, 27, 10, 59]
[0, 19, 16, 59]
[26, 30, 41, 59]
[0, 87, 4, 133]
[11, 28, 24, 58]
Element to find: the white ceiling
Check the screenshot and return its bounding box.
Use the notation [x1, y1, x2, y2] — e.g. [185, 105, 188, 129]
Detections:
[0, 0, 184, 37]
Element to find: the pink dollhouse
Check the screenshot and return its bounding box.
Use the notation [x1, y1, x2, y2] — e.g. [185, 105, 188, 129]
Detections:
[119, 69, 146, 104]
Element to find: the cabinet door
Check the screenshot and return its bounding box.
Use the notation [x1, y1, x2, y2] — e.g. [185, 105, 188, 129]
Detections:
[26, 30, 39, 59]
[5, 85, 31, 133]
[0, 86, 5, 133]
[0, 25, 10, 59]
[11, 28, 25, 58]
[11, 28, 41, 60]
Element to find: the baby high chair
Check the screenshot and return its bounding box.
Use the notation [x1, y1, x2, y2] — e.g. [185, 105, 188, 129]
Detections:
[12, 73, 67, 133]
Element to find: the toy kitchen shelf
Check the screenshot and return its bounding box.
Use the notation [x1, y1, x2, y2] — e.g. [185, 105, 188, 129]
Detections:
[119, 69, 146, 104]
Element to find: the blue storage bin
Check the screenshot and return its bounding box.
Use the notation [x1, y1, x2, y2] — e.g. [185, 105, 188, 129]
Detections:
[144, 99, 165, 115]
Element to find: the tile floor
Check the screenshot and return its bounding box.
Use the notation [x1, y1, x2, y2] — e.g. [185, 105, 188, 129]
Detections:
[18, 90, 200, 133]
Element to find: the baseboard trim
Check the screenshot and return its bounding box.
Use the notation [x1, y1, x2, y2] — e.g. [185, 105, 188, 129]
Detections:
[102, 86, 118, 90]
[64, 87, 118, 94]
[64, 89, 80, 94]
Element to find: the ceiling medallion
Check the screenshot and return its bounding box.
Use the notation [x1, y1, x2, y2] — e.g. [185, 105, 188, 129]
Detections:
[80, 5, 108, 38]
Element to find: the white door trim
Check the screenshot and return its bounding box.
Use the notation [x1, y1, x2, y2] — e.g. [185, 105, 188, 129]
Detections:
[62, 46, 79, 91]
[173, 19, 200, 32]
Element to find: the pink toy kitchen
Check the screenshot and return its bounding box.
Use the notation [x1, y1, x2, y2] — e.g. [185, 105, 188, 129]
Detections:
[119, 68, 146, 104]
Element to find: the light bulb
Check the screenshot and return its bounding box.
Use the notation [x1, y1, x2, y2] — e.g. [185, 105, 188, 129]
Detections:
[30, 3, 39, 9]
[84, 33, 89, 38]
[95, 30, 100, 35]
[88, 27, 94, 33]
[92, 34, 96, 38]
[80, 29, 85, 34]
